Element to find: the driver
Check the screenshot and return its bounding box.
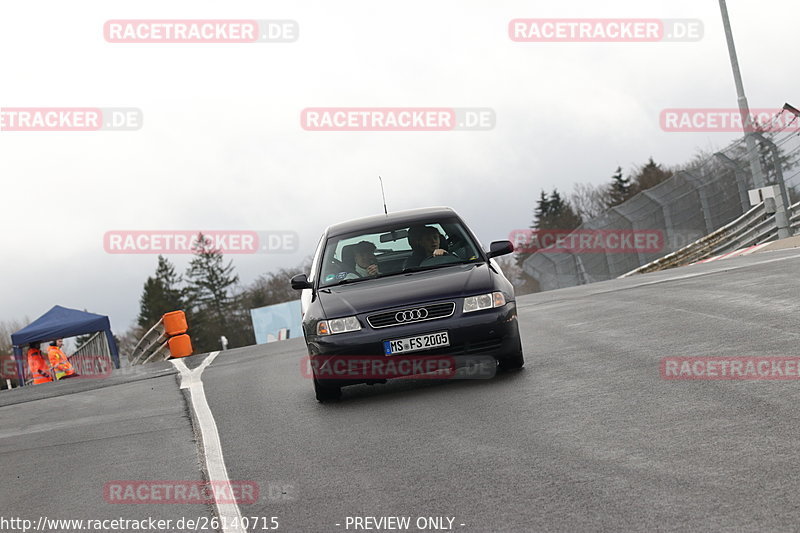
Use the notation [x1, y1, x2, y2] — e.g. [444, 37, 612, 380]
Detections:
[406, 225, 449, 268]
[352, 241, 379, 277]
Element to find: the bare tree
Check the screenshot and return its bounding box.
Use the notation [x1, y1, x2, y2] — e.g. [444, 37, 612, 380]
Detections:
[0, 318, 29, 389]
[116, 325, 145, 363]
[570, 182, 610, 221]
[242, 257, 312, 310]
[0, 318, 29, 356]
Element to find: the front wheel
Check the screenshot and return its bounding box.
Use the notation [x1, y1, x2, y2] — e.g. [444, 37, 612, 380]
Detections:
[497, 350, 525, 371]
[313, 377, 342, 402]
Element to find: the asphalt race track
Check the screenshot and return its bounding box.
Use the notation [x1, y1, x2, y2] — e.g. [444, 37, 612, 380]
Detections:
[2, 248, 800, 532]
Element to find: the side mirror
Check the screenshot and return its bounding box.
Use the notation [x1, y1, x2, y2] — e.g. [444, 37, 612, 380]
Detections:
[291, 274, 311, 290]
[487, 240, 514, 258]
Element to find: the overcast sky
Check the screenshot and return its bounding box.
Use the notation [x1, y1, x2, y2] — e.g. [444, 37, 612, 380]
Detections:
[1, 0, 797, 338]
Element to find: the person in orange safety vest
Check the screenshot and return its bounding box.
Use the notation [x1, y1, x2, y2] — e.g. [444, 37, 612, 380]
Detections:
[48, 339, 77, 380]
[27, 342, 53, 384]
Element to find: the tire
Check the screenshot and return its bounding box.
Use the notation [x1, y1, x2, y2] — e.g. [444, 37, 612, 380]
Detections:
[497, 350, 525, 371]
[313, 377, 342, 402]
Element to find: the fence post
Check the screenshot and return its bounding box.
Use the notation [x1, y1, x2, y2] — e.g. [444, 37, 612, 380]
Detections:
[753, 133, 792, 239]
[641, 190, 675, 252]
[714, 152, 751, 214]
[681, 170, 714, 235]
[573, 253, 591, 285]
[13, 346, 25, 387]
[611, 206, 645, 266]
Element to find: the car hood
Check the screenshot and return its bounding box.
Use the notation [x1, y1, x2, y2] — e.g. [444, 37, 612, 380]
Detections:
[318, 263, 493, 317]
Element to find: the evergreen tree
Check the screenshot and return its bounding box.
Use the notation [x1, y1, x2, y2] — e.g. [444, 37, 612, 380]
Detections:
[607, 166, 632, 208]
[156, 255, 183, 302]
[532, 190, 551, 229]
[514, 188, 581, 294]
[630, 157, 672, 194]
[539, 189, 582, 231]
[184, 233, 242, 352]
[137, 256, 185, 329]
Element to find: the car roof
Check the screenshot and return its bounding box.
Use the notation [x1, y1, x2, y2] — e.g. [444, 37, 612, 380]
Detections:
[325, 207, 460, 237]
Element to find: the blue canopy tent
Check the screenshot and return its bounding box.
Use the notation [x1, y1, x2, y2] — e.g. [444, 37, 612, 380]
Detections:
[10, 305, 121, 386]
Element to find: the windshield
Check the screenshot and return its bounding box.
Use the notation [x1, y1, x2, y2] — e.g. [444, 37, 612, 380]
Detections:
[318, 218, 484, 287]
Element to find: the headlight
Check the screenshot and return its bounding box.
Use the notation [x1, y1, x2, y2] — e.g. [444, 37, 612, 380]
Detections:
[317, 316, 362, 335]
[463, 292, 506, 313]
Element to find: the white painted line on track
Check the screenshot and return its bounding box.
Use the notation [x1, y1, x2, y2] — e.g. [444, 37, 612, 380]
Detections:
[172, 351, 245, 533]
[742, 242, 771, 255]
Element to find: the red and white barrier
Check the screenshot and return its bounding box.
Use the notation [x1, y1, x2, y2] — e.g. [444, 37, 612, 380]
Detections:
[691, 242, 771, 265]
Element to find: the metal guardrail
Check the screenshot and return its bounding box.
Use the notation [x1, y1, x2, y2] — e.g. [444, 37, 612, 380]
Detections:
[620, 199, 800, 277]
[129, 311, 192, 365]
[70, 331, 114, 376]
[129, 318, 170, 366]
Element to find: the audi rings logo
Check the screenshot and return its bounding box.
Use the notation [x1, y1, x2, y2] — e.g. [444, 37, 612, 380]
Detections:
[395, 308, 429, 323]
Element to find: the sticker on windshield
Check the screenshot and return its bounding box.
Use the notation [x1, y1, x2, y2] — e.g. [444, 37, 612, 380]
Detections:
[336, 272, 348, 280]
[325, 273, 336, 282]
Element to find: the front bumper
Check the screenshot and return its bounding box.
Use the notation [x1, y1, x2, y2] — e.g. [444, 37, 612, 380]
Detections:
[307, 301, 520, 385]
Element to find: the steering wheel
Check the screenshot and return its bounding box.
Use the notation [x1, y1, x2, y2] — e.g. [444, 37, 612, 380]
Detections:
[446, 234, 464, 249]
[446, 235, 469, 260]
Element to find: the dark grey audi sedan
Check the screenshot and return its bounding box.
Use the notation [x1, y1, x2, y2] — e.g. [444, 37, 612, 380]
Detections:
[291, 207, 524, 402]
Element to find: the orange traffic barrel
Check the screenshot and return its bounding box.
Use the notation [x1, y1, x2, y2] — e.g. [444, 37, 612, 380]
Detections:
[163, 311, 188, 336]
[168, 334, 193, 358]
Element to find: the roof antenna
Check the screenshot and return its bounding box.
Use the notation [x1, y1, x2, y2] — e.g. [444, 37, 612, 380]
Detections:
[379, 176, 388, 215]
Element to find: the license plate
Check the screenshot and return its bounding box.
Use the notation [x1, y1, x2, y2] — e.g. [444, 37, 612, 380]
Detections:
[383, 331, 449, 355]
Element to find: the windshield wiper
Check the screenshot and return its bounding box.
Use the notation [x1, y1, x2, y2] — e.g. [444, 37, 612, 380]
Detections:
[330, 276, 373, 287]
[400, 261, 477, 275]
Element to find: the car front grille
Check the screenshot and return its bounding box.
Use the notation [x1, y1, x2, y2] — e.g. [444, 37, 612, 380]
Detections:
[367, 302, 456, 329]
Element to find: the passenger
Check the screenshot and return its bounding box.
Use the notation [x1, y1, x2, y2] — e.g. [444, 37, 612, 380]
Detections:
[27, 341, 53, 385]
[351, 241, 379, 277]
[406, 225, 448, 268]
[48, 339, 78, 380]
